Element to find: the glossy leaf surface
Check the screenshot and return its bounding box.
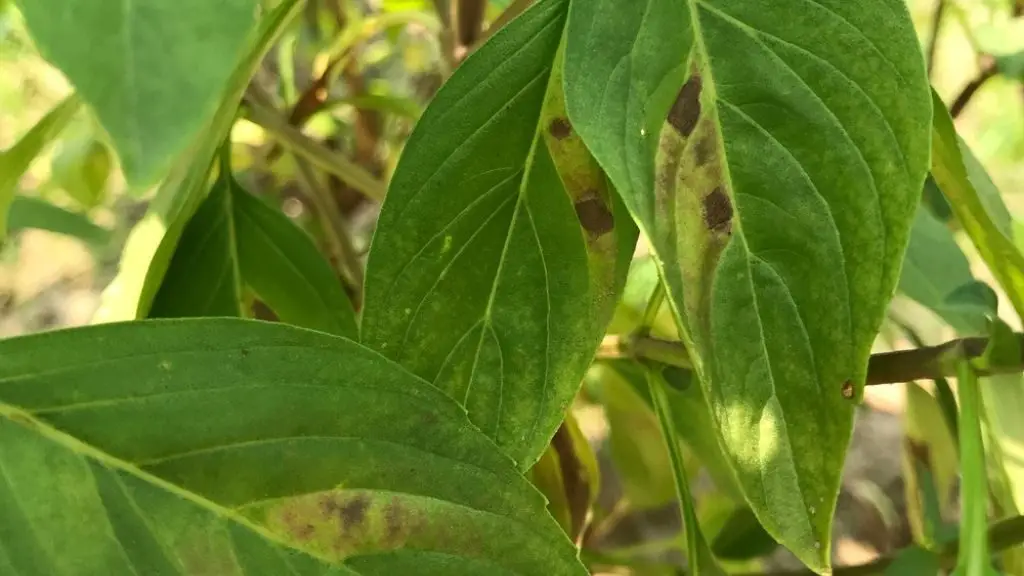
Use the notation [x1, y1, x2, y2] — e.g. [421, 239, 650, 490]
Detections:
[564, 0, 932, 569]
[15, 0, 260, 187]
[361, 0, 636, 469]
[0, 319, 586, 575]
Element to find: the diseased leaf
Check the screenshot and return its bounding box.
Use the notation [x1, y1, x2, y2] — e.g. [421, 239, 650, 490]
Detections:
[528, 413, 599, 543]
[931, 89, 1024, 321]
[0, 319, 587, 575]
[361, 0, 636, 469]
[0, 405, 349, 576]
[7, 195, 112, 246]
[898, 206, 995, 335]
[564, 1, 932, 570]
[0, 94, 81, 241]
[92, 0, 302, 324]
[15, 0, 260, 187]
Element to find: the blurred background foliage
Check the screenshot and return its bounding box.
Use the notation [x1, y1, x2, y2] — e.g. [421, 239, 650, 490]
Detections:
[0, 0, 1022, 573]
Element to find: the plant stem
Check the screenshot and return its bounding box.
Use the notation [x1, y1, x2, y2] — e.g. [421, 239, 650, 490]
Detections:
[243, 94, 387, 202]
[603, 332, 1024, 386]
[950, 55, 999, 118]
[926, 0, 946, 76]
[293, 156, 365, 299]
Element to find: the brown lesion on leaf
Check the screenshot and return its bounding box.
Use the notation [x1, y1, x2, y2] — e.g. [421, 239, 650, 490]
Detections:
[667, 74, 702, 138]
[841, 380, 856, 399]
[703, 187, 733, 234]
[574, 193, 615, 237]
[548, 117, 572, 140]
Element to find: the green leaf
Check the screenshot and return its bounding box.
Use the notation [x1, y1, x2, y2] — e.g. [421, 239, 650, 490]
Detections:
[361, 0, 636, 469]
[931, 90, 1024, 321]
[709, 506, 779, 561]
[0, 94, 81, 241]
[51, 133, 113, 210]
[648, 369, 725, 576]
[149, 175, 244, 319]
[953, 357, 1000, 576]
[15, 0, 261, 187]
[0, 318, 587, 575]
[588, 362, 676, 508]
[606, 256, 680, 339]
[232, 183, 358, 338]
[6, 195, 112, 246]
[150, 169, 358, 338]
[884, 546, 941, 576]
[977, 320, 1024, 574]
[0, 405, 349, 576]
[92, 0, 302, 324]
[902, 383, 959, 550]
[898, 206, 995, 335]
[564, 1, 932, 571]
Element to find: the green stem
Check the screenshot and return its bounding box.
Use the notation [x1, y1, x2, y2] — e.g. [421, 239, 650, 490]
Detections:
[954, 358, 994, 575]
[243, 95, 387, 202]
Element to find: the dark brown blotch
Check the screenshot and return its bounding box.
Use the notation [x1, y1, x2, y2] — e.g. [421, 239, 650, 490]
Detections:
[702, 187, 733, 233]
[841, 380, 855, 400]
[906, 439, 931, 465]
[549, 117, 572, 140]
[338, 495, 370, 528]
[575, 196, 615, 236]
[667, 74, 702, 137]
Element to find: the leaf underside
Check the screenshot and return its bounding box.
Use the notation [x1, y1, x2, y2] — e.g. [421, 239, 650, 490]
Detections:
[564, 0, 931, 570]
[361, 0, 635, 470]
[0, 319, 585, 575]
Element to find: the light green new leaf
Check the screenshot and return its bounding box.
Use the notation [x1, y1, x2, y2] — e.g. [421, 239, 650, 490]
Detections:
[0, 319, 586, 575]
[93, 0, 302, 324]
[361, 0, 637, 469]
[931, 90, 1024, 321]
[15, 0, 260, 187]
[7, 195, 112, 246]
[51, 133, 113, 210]
[898, 206, 995, 335]
[149, 171, 358, 337]
[564, 1, 932, 570]
[0, 405, 350, 576]
[0, 94, 81, 241]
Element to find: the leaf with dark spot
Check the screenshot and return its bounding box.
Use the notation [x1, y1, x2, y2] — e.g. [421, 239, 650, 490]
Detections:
[574, 197, 615, 236]
[566, 0, 932, 571]
[361, 0, 635, 470]
[667, 74, 702, 137]
[0, 318, 587, 575]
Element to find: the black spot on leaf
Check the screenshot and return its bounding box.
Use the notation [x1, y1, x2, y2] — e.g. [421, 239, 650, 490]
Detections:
[385, 497, 403, 542]
[549, 118, 572, 140]
[575, 196, 615, 236]
[668, 74, 702, 137]
[703, 187, 733, 233]
[338, 495, 370, 528]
